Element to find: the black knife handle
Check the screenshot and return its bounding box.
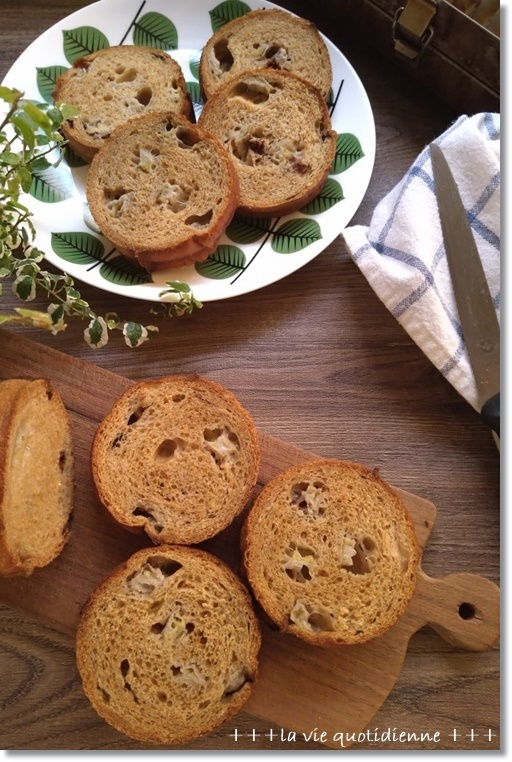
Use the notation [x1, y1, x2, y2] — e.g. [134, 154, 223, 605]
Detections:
[482, 392, 500, 437]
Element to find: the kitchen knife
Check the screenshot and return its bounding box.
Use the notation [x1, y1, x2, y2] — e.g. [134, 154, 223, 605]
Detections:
[430, 142, 500, 437]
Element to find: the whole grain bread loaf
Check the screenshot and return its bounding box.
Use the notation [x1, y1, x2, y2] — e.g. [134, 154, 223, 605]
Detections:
[91, 375, 260, 545]
[86, 111, 239, 271]
[0, 379, 74, 576]
[199, 8, 332, 100]
[242, 459, 420, 646]
[198, 69, 336, 217]
[53, 45, 192, 161]
[76, 545, 261, 744]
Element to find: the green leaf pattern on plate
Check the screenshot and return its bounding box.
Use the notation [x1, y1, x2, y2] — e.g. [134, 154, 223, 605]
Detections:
[195, 245, 246, 279]
[271, 219, 322, 254]
[36, 66, 67, 103]
[99, 256, 152, 286]
[51, 231, 104, 264]
[132, 12, 178, 49]
[225, 214, 272, 244]
[29, 165, 74, 203]
[331, 133, 365, 174]
[209, 0, 251, 31]
[62, 26, 109, 64]
[299, 178, 344, 215]
[189, 54, 200, 81]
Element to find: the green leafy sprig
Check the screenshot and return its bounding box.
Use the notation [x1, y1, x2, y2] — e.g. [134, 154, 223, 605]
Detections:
[0, 86, 202, 348]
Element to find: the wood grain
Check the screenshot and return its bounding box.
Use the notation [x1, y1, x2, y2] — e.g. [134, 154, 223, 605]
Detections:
[0, 0, 500, 750]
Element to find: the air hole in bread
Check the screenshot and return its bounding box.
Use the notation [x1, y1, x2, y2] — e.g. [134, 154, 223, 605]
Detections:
[157, 182, 191, 212]
[111, 433, 124, 449]
[283, 541, 316, 583]
[289, 600, 335, 632]
[135, 86, 152, 106]
[172, 393, 185, 402]
[46, 389, 53, 400]
[203, 426, 240, 467]
[116, 67, 137, 83]
[155, 437, 185, 462]
[58, 450, 67, 471]
[176, 126, 201, 148]
[127, 557, 183, 595]
[151, 621, 166, 634]
[132, 507, 163, 533]
[231, 77, 276, 104]
[83, 116, 113, 139]
[263, 43, 291, 70]
[171, 663, 206, 687]
[290, 481, 327, 519]
[157, 691, 167, 702]
[127, 405, 146, 425]
[120, 658, 130, 677]
[185, 210, 213, 229]
[103, 93, 113, 101]
[213, 38, 234, 73]
[97, 684, 110, 704]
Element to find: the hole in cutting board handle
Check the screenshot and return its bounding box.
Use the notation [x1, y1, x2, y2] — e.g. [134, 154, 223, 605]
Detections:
[458, 602, 477, 620]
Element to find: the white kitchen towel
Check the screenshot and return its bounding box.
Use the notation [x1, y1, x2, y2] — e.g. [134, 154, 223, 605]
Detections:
[342, 113, 500, 411]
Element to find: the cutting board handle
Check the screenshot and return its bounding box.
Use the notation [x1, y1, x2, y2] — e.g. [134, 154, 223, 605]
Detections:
[410, 570, 500, 652]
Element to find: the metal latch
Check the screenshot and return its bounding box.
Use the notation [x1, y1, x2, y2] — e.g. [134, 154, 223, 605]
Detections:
[392, 0, 437, 61]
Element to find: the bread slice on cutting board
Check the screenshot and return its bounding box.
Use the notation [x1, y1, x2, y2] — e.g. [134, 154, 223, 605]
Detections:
[91, 375, 260, 545]
[242, 459, 420, 646]
[0, 379, 74, 576]
[76, 544, 261, 744]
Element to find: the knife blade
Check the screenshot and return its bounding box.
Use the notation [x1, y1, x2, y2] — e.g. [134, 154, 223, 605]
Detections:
[430, 142, 500, 436]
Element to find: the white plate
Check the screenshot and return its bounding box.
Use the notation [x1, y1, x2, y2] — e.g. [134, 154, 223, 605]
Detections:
[2, 0, 376, 303]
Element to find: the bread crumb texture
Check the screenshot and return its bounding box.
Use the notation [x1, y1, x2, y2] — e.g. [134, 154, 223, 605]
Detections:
[0, 379, 74, 576]
[199, 9, 332, 99]
[242, 460, 420, 646]
[91, 376, 260, 545]
[198, 69, 336, 217]
[76, 545, 261, 744]
[54, 46, 192, 161]
[86, 112, 239, 270]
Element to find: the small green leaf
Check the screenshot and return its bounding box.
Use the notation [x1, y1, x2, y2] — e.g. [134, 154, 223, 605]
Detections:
[51, 231, 104, 264]
[299, 178, 344, 215]
[331, 133, 364, 174]
[186, 81, 202, 108]
[99, 256, 152, 286]
[0, 152, 21, 165]
[195, 245, 246, 279]
[166, 280, 191, 293]
[326, 87, 335, 111]
[0, 85, 22, 103]
[225, 214, 272, 244]
[30, 165, 74, 203]
[209, 0, 251, 31]
[11, 113, 36, 149]
[18, 166, 33, 193]
[84, 316, 108, 348]
[36, 66, 68, 103]
[132, 12, 178, 49]
[13, 275, 36, 301]
[271, 219, 322, 253]
[63, 26, 109, 64]
[189, 54, 200, 81]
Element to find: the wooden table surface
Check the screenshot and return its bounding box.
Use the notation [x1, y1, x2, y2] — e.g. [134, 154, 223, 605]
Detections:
[0, 0, 500, 751]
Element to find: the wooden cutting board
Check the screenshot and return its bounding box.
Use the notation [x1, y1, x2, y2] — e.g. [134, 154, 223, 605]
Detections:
[0, 329, 500, 749]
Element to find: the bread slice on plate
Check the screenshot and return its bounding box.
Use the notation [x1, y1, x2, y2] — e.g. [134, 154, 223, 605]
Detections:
[91, 375, 260, 545]
[76, 545, 261, 744]
[242, 459, 420, 646]
[198, 69, 336, 217]
[199, 8, 332, 100]
[86, 111, 239, 272]
[53, 45, 192, 161]
[0, 379, 74, 576]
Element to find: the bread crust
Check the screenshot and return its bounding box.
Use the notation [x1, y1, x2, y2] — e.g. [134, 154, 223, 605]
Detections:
[242, 459, 420, 647]
[91, 375, 260, 545]
[54, 45, 193, 162]
[76, 545, 261, 744]
[198, 69, 336, 218]
[199, 8, 332, 100]
[86, 112, 239, 272]
[0, 379, 74, 576]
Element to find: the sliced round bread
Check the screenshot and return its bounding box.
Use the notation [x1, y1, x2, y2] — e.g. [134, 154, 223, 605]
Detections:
[242, 459, 420, 646]
[86, 112, 239, 271]
[53, 45, 192, 161]
[0, 379, 74, 576]
[198, 69, 336, 217]
[76, 545, 261, 744]
[91, 376, 260, 545]
[199, 8, 332, 100]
